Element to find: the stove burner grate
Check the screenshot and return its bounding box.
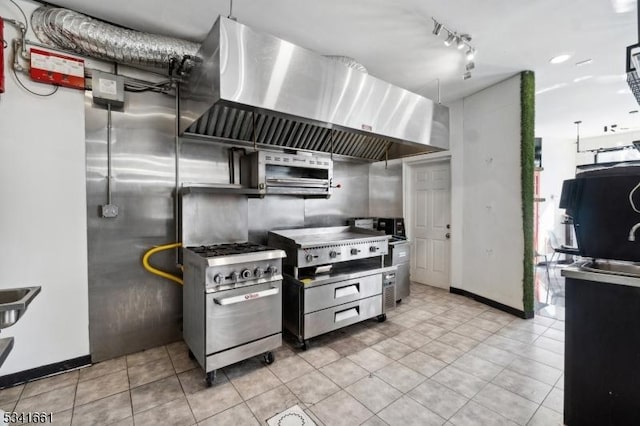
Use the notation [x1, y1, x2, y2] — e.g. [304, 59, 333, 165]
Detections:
[187, 242, 274, 258]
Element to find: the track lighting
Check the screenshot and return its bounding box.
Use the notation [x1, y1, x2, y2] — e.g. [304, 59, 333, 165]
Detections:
[431, 18, 477, 80]
[444, 32, 455, 46]
[466, 48, 475, 61]
[432, 19, 443, 36]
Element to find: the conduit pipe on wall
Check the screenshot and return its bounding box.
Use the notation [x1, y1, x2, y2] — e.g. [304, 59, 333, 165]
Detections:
[30, 7, 199, 68]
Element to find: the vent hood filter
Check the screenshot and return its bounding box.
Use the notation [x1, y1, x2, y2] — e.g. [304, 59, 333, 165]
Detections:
[180, 17, 449, 161]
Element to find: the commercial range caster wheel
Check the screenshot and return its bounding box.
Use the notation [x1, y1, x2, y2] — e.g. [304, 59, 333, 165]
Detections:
[263, 351, 274, 365]
[206, 370, 216, 387]
[300, 340, 310, 351]
[377, 314, 387, 323]
[188, 349, 195, 360]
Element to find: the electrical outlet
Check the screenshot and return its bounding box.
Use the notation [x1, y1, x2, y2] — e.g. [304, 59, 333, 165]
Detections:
[102, 204, 119, 218]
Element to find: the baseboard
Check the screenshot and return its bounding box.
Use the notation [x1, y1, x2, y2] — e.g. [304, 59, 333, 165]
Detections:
[0, 355, 91, 388]
[450, 287, 534, 319]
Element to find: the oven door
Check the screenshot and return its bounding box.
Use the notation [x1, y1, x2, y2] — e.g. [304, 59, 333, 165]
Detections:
[205, 281, 282, 355]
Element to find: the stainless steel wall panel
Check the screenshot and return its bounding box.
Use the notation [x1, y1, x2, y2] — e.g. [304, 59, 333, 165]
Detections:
[178, 141, 230, 185]
[369, 160, 403, 218]
[85, 91, 181, 362]
[180, 194, 248, 247]
[304, 161, 369, 227]
[247, 196, 305, 244]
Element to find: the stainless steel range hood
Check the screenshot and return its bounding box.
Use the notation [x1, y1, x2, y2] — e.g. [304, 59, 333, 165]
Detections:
[180, 17, 449, 161]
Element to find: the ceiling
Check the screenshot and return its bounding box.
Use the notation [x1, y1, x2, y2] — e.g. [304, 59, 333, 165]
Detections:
[47, 0, 640, 141]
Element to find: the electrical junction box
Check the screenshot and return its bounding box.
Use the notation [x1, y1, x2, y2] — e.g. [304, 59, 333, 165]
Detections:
[29, 48, 85, 90]
[101, 204, 119, 218]
[92, 70, 125, 108]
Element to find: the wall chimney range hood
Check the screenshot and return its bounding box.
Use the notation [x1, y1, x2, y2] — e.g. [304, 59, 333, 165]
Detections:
[180, 17, 449, 161]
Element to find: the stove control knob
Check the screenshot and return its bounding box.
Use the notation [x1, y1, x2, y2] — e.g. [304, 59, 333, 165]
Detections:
[305, 254, 314, 263]
[254, 267, 264, 278]
[241, 269, 252, 279]
[350, 248, 359, 255]
[267, 266, 278, 275]
[213, 274, 223, 284]
[329, 250, 338, 258]
[369, 246, 379, 253]
[231, 271, 240, 282]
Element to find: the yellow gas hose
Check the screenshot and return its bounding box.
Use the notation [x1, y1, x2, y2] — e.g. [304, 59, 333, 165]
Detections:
[142, 242, 184, 285]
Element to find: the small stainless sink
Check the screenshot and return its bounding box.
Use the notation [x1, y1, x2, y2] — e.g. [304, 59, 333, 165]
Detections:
[580, 260, 640, 278]
[0, 286, 41, 329]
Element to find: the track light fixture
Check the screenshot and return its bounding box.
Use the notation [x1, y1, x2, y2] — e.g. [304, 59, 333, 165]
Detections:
[432, 19, 443, 36]
[444, 32, 455, 46]
[431, 18, 477, 80]
[466, 48, 475, 61]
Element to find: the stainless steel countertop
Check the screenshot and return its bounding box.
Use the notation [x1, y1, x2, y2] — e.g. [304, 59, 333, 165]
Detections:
[562, 262, 640, 288]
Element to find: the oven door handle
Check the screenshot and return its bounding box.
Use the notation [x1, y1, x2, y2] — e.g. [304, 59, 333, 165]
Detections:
[213, 287, 280, 306]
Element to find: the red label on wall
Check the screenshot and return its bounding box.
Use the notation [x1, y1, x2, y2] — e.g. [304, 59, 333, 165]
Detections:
[29, 48, 85, 90]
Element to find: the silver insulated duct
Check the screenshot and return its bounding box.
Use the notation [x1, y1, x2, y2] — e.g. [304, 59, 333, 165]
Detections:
[31, 7, 199, 68]
[180, 17, 449, 161]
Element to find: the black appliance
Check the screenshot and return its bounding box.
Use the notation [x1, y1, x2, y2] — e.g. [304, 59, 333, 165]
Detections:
[374, 217, 410, 301]
[377, 217, 405, 238]
[560, 164, 640, 262]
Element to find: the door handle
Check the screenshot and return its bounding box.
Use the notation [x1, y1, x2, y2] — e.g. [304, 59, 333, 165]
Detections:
[445, 233, 451, 239]
[214, 287, 279, 305]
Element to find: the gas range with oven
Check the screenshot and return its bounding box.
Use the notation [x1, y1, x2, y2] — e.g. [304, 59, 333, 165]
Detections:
[182, 242, 285, 386]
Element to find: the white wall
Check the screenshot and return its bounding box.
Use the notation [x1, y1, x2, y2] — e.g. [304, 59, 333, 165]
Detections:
[0, 0, 89, 375]
[448, 100, 464, 289]
[537, 137, 576, 252]
[459, 74, 524, 311]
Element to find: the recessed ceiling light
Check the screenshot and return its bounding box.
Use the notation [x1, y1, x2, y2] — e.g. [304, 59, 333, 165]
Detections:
[550, 54, 572, 64]
[576, 59, 593, 67]
[573, 75, 593, 83]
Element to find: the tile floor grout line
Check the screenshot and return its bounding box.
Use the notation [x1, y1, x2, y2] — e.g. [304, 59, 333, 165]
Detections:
[68, 373, 80, 426]
[126, 357, 135, 426]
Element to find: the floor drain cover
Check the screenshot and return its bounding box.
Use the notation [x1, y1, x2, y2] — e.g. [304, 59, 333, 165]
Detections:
[267, 405, 316, 426]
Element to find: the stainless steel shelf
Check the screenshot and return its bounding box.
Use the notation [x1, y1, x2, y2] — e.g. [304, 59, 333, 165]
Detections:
[181, 184, 263, 197]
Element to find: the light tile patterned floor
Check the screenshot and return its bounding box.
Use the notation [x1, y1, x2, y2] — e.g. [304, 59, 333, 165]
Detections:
[0, 284, 565, 425]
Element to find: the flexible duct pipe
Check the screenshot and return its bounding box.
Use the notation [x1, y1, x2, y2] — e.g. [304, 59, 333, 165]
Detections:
[31, 7, 199, 68]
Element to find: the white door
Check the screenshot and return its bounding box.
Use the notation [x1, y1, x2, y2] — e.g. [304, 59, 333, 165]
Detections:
[409, 161, 451, 288]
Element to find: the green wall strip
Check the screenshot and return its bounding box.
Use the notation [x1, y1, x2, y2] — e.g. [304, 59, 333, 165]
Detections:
[521, 71, 535, 314]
